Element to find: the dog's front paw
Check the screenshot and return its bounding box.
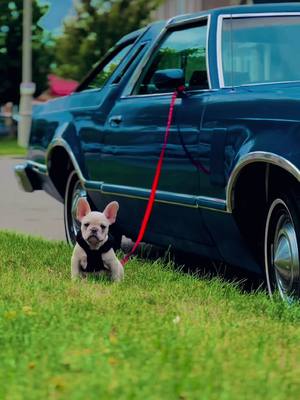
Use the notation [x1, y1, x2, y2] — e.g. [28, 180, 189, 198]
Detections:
[110, 265, 124, 282]
[71, 274, 81, 281]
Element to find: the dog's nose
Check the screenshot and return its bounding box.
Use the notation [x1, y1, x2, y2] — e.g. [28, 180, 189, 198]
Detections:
[91, 228, 98, 234]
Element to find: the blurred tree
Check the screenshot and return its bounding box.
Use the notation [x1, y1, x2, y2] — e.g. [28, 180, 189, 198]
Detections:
[53, 0, 164, 81]
[0, 0, 54, 104]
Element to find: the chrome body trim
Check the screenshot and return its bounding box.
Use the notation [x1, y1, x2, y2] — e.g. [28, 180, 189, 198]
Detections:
[205, 14, 212, 90]
[122, 92, 173, 99]
[216, 14, 226, 88]
[217, 12, 300, 89]
[92, 184, 227, 212]
[98, 183, 227, 211]
[121, 88, 215, 100]
[226, 152, 300, 213]
[222, 80, 300, 89]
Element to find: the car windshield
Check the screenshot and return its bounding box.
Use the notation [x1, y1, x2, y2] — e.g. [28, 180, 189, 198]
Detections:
[221, 15, 300, 86]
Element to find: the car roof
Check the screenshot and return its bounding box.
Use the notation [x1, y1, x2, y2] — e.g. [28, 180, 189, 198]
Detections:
[170, 2, 300, 24]
[116, 21, 166, 46]
[117, 3, 300, 44]
[116, 27, 147, 46]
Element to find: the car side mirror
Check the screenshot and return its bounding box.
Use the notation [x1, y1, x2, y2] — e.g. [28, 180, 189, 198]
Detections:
[153, 69, 185, 91]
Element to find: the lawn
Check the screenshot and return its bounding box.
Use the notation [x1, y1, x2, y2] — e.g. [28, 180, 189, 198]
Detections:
[0, 137, 26, 157]
[0, 231, 300, 400]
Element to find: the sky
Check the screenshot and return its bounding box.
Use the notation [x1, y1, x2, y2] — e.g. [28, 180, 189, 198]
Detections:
[38, 0, 75, 33]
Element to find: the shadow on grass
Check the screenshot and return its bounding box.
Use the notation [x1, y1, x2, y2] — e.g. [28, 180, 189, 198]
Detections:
[133, 242, 266, 295]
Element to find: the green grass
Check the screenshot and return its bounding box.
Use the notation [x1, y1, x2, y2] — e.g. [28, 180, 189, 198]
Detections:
[0, 137, 26, 156]
[1, 231, 300, 399]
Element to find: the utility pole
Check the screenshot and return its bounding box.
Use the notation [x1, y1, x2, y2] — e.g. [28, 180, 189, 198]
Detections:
[18, 0, 35, 148]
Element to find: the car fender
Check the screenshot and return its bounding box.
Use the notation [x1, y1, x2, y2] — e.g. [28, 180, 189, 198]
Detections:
[46, 122, 87, 188]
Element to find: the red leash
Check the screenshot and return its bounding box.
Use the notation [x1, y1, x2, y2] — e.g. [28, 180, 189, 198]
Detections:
[121, 86, 185, 266]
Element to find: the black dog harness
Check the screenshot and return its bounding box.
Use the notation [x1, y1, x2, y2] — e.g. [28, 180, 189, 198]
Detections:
[76, 231, 115, 273]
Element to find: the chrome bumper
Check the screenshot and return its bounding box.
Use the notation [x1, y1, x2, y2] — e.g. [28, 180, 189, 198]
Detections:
[14, 163, 35, 192]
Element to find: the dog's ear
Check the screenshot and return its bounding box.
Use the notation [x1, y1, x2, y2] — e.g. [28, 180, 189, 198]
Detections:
[103, 201, 119, 225]
[76, 198, 91, 222]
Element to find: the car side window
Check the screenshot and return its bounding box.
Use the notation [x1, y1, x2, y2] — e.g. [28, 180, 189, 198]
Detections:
[133, 23, 208, 95]
[221, 16, 300, 86]
[78, 43, 133, 92]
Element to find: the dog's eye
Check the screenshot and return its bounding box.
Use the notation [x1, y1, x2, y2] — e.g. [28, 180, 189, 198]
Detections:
[100, 224, 107, 230]
[84, 223, 90, 228]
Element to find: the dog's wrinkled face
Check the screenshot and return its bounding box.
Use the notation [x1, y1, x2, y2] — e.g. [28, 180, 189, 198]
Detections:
[81, 212, 109, 247]
[77, 199, 119, 250]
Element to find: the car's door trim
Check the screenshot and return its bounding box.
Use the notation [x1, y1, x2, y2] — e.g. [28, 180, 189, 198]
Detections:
[42, 142, 300, 215]
[90, 182, 227, 212]
[46, 139, 227, 213]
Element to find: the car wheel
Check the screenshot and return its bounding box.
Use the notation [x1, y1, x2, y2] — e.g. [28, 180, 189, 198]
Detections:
[264, 194, 300, 303]
[64, 170, 87, 245]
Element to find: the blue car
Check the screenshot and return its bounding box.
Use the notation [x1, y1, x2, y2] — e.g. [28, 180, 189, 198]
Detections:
[15, 3, 300, 302]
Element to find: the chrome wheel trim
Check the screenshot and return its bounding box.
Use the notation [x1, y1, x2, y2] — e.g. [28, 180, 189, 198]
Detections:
[64, 171, 87, 244]
[265, 198, 300, 303]
[70, 180, 87, 238]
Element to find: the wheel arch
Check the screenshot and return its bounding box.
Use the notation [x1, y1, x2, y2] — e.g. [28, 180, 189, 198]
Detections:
[227, 152, 300, 212]
[228, 152, 300, 263]
[46, 139, 85, 198]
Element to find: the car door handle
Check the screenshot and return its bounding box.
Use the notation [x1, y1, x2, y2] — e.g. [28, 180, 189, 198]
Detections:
[109, 115, 123, 126]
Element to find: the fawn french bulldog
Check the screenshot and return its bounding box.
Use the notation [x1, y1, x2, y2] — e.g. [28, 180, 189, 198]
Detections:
[71, 198, 124, 281]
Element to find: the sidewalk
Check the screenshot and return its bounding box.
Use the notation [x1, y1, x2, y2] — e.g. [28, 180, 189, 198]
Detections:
[0, 157, 65, 240]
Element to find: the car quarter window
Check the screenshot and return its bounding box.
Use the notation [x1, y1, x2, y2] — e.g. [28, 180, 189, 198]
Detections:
[133, 22, 208, 95]
[78, 42, 133, 91]
[221, 15, 300, 86]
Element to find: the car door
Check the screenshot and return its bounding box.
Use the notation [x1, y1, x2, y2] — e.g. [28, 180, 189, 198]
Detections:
[102, 19, 215, 249]
[65, 23, 165, 185]
[65, 39, 139, 182]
